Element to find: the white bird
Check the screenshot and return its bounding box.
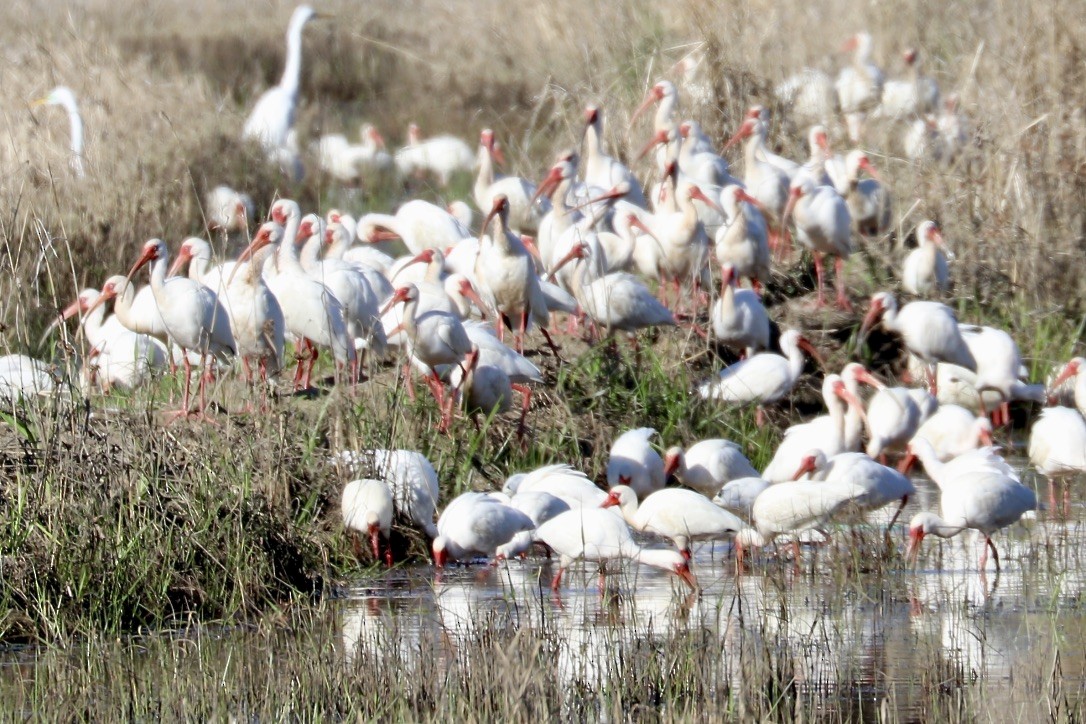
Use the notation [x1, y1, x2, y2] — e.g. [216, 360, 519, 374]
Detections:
[793, 450, 915, 527]
[242, 5, 318, 172]
[714, 185, 771, 289]
[449, 344, 533, 436]
[902, 220, 950, 295]
[760, 373, 871, 482]
[906, 470, 1036, 571]
[678, 121, 732, 187]
[1028, 406, 1086, 477]
[959, 324, 1045, 421]
[382, 283, 471, 431]
[783, 175, 853, 309]
[32, 86, 84, 178]
[394, 123, 475, 186]
[910, 404, 994, 461]
[503, 464, 609, 509]
[697, 329, 820, 415]
[602, 485, 745, 559]
[937, 94, 970, 162]
[1049, 357, 1086, 417]
[663, 439, 759, 497]
[473, 129, 547, 234]
[843, 150, 891, 237]
[223, 223, 287, 394]
[205, 185, 254, 235]
[606, 428, 665, 498]
[711, 263, 769, 357]
[356, 200, 471, 256]
[865, 385, 923, 460]
[47, 288, 167, 392]
[775, 68, 838, 124]
[835, 32, 885, 142]
[734, 480, 867, 563]
[432, 493, 535, 566]
[713, 477, 771, 520]
[582, 106, 647, 208]
[860, 292, 976, 394]
[267, 200, 355, 389]
[535, 508, 698, 591]
[333, 448, 440, 540]
[723, 116, 790, 244]
[0, 355, 60, 402]
[905, 439, 1019, 486]
[342, 479, 395, 567]
[878, 48, 940, 120]
[317, 124, 392, 184]
[123, 238, 235, 419]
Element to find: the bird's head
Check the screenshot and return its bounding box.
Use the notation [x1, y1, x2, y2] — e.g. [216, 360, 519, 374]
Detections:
[453, 276, 487, 318]
[686, 184, 723, 214]
[532, 160, 571, 204]
[482, 194, 510, 232]
[380, 284, 419, 315]
[723, 117, 757, 151]
[270, 199, 298, 226]
[662, 446, 683, 480]
[792, 451, 823, 481]
[583, 105, 600, 125]
[921, 220, 944, 246]
[167, 238, 204, 277]
[859, 293, 893, 338]
[364, 124, 386, 149]
[126, 239, 165, 282]
[847, 150, 882, 182]
[636, 127, 671, 160]
[905, 513, 936, 563]
[1050, 358, 1085, 392]
[719, 263, 737, 290]
[297, 214, 321, 243]
[830, 375, 869, 424]
[903, 48, 918, 65]
[663, 551, 698, 590]
[629, 84, 666, 126]
[810, 125, 830, 152]
[976, 417, 994, 447]
[601, 485, 634, 510]
[432, 536, 448, 568]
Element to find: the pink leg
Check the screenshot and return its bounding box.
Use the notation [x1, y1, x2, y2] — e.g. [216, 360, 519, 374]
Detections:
[813, 253, 826, 307]
[511, 383, 533, 439]
[834, 256, 852, 311]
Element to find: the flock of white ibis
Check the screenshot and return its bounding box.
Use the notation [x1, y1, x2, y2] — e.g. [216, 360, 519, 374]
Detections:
[25, 6, 1084, 593]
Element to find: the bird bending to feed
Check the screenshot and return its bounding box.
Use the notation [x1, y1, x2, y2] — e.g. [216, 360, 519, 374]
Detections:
[342, 479, 395, 567]
[663, 439, 759, 497]
[602, 485, 744, 560]
[860, 292, 975, 395]
[535, 508, 698, 592]
[432, 492, 535, 566]
[906, 470, 1036, 572]
[606, 428, 666, 498]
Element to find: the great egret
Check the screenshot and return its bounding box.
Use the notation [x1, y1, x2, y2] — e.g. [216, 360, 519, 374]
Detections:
[242, 5, 319, 173]
[32, 86, 84, 178]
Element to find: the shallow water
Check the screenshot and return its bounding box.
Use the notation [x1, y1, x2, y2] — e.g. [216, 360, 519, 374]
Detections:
[3, 464, 1085, 720]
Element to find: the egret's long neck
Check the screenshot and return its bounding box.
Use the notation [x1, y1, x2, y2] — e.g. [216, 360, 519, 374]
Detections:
[279, 17, 307, 95]
[63, 100, 84, 177]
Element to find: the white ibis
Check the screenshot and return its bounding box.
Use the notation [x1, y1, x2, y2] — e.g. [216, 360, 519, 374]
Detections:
[124, 238, 235, 419]
[959, 324, 1045, 423]
[713, 477, 771, 520]
[663, 439, 759, 497]
[581, 106, 647, 208]
[678, 120, 732, 188]
[602, 485, 744, 559]
[905, 439, 1020, 486]
[394, 123, 475, 186]
[503, 463, 609, 509]
[630, 80, 679, 138]
[723, 116, 790, 243]
[1028, 406, 1086, 477]
[746, 105, 802, 178]
[606, 427, 665, 498]
[535, 507, 698, 591]
[224, 223, 287, 397]
[356, 200, 471, 255]
[697, 329, 820, 414]
[1050, 357, 1086, 416]
[206, 185, 253, 235]
[860, 292, 976, 394]
[47, 288, 167, 392]
[342, 479, 394, 567]
[645, 169, 715, 313]
[554, 240, 675, 338]
[760, 372, 870, 482]
[333, 448, 441, 540]
[473, 128, 547, 234]
[0, 355, 60, 401]
[782, 175, 853, 309]
[903, 220, 950, 296]
[317, 124, 392, 184]
[297, 214, 386, 365]
[775, 68, 838, 124]
[878, 48, 940, 120]
[31, 86, 84, 178]
[910, 404, 994, 461]
[533, 158, 581, 271]
[382, 283, 471, 430]
[844, 150, 891, 236]
[793, 450, 915, 528]
[937, 94, 970, 162]
[267, 199, 356, 390]
[906, 470, 1036, 572]
[242, 5, 318, 173]
[865, 385, 923, 460]
[835, 32, 885, 142]
[323, 220, 395, 302]
[711, 263, 770, 357]
[432, 492, 535, 566]
[714, 185, 771, 289]
[474, 195, 554, 353]
[734, 479, 867, 564]
[449, 344, 534, 437]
